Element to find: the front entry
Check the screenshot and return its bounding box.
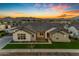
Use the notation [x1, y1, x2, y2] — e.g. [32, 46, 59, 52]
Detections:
[36, 32, 46, 42]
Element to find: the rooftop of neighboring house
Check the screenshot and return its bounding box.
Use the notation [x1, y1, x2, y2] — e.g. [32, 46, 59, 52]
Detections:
[72, 24, 79, 30]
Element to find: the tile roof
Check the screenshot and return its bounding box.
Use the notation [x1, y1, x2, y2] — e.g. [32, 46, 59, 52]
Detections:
[15, 22, 64, 32]
[12, 22, 79, 33]
[13, 26, 36, 34]
[49, 27, 69, 34]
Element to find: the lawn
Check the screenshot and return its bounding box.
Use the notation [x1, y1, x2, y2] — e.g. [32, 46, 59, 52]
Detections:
[3, 41, 79, 49]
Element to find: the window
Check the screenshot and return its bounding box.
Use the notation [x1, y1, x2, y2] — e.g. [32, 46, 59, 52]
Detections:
[40, 33, 44, 36]
[17, 34, 26, 40]
[56, 37, 59, 40]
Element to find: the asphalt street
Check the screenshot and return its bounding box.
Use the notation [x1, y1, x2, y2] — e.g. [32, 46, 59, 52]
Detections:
[0, 36, 12, 49]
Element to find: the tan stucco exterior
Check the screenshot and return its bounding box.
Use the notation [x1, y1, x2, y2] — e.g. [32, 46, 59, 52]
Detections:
[7, 25, 12, 29]
[0, 24, 12, 31]
[50, 31, 71, 42]
[13, 30, 36, 41]
[36, 32, 45, 38]
[0, 25, 6, 31]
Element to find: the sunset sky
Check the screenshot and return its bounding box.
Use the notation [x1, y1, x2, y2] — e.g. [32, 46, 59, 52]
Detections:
[0, 3, 79, 18]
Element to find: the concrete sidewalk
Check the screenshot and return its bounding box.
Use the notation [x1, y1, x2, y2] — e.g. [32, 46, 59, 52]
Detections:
[0, 49, 79, 53]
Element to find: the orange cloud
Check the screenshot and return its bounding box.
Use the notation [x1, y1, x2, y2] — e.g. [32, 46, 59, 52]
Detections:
[55, 10, 79, 19]
[0, 15, 4, 18]
[11, 12, 26, 17]
[64, 10, 79, 15]
[8, 11, 32, 18]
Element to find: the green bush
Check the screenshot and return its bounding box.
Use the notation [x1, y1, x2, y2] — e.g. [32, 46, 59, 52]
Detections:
[0, 31, 7, 37]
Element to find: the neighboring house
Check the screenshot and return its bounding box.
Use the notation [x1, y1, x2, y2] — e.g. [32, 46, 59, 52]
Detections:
[46, 28, 71, 42]
[64, 24, 79, 39]
[70, 25, 79, 39]
[0, 25, 6, 31]
[0, 24, 12, 31]
[68, 26, 79, 38]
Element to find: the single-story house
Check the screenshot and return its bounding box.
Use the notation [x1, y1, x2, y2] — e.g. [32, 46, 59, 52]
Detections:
[12, 23, 71, 42]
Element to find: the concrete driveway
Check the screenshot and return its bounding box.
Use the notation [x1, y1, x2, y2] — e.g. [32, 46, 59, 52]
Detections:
[0, 36, 12, 49]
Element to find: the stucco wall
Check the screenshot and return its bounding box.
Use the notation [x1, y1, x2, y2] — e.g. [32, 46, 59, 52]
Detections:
[36, 32, 45, 38]
[13, 30, 35, 41]
[0, 25, 12, 31]
[8, 25, 12, 29]
[51, 32, 71, 42]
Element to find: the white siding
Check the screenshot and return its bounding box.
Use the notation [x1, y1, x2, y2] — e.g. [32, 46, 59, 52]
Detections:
[13, 30, 33, 41]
